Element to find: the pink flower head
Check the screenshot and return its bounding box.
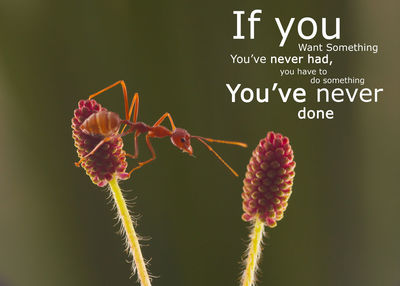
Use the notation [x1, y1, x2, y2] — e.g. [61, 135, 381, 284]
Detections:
[242, 132, 296, 228]
[72, 99, 129, 187]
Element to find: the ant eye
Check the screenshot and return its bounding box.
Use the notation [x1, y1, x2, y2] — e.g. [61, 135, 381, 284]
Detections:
[180, 138, 186, 143]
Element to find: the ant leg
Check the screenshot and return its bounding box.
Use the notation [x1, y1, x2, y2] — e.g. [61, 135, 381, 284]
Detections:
[75, 128, 134, 167]
[132, 132, 140, 158]
[128, 135, 156, 175]
[88, 80, 130, 121]
[74, 136, 113, 167]
[125, 131, 140, 159]
[119, 93, 140, 159]
[153, 112, 176, 130]
[128, 92, 139, 123]
[120, 92, 139, 134]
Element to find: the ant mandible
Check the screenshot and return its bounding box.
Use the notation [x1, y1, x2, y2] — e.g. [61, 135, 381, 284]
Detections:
[75, 80, 247, 177]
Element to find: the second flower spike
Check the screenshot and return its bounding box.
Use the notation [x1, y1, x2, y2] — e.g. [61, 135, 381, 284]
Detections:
[242, 131, 296, 227]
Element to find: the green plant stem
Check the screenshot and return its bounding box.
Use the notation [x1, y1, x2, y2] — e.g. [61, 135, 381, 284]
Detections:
[241, 217, 265, 286]
[109, 176, 152, 286]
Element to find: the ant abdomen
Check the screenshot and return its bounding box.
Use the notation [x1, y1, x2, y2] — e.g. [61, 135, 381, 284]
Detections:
[81, 110, 121, 137]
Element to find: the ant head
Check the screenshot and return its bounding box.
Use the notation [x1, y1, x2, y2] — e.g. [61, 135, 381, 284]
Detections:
[170, 128, 193, 155]
[171, 128, 248, 177]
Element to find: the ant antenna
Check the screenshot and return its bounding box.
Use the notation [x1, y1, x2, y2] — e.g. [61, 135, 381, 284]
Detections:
[192, 136, 248, 177]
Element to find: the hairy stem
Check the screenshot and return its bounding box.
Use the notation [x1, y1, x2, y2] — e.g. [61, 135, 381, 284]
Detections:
[241, 217, 265, 286]
[109, 176, 152, 286]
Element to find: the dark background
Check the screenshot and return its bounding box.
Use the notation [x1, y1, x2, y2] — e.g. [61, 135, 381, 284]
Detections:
[0, 1, 398, 286]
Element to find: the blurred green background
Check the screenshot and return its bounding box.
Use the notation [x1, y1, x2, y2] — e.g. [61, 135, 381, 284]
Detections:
[0, 1, 398, 286]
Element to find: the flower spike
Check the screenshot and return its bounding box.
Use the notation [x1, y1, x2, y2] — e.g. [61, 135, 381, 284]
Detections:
[240, 131, 296, 286]
[72, 99, 152, 285]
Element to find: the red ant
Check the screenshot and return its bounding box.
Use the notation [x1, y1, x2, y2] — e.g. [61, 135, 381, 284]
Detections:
[75, 80, 247, 177]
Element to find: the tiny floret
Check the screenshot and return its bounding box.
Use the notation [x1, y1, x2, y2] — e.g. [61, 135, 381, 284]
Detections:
[242, 131, 296, 227]
[72, 99, 129, 187]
